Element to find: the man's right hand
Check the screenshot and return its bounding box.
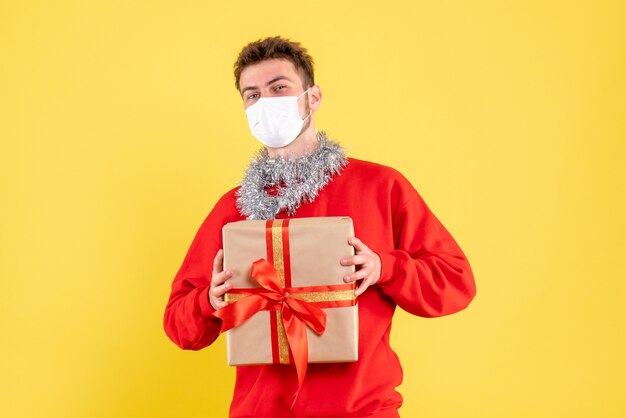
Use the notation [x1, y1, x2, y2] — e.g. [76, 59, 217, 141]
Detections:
[209, 249, 233, 310]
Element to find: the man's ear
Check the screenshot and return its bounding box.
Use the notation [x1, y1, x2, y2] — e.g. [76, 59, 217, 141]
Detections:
[309, 85, 322, 111]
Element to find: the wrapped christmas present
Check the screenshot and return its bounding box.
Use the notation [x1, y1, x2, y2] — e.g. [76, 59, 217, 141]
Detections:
[213, 217, 359, 389]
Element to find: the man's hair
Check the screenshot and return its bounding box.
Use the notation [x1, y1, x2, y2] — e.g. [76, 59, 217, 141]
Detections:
[234, 36, 315, 91]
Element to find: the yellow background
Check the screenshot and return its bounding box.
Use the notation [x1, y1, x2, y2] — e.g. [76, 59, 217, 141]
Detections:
[1, 1, 624, 417]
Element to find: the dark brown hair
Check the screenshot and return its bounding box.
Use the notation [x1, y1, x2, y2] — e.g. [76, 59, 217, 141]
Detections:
[234, 36, 315, 91]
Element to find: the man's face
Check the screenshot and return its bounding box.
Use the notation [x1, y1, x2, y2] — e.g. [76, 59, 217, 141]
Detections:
[239, 58, 311, 119]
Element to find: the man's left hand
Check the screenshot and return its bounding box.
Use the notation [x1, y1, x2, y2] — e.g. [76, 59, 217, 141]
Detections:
[341, 237, 382, 297]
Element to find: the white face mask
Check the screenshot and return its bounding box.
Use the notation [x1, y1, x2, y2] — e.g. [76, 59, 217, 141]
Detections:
[245, 87, 312, 148]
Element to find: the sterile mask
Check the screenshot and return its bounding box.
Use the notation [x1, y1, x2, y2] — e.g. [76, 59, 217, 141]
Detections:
[245, 87, 312, 148]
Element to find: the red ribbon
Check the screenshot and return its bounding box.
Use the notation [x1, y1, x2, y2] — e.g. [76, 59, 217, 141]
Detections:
[213, 259, 328, 403]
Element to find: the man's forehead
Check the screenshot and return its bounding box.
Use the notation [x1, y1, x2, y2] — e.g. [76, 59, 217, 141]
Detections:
[239, 58, 301, 90]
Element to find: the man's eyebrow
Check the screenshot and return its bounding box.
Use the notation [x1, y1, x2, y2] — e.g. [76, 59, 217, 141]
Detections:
[266, 75, 290, 86]
[240, 76, 292, 96]
[240, 85, 255, 96]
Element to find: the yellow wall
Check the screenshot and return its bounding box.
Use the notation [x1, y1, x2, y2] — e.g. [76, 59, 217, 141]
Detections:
[1, 1, 625, 417]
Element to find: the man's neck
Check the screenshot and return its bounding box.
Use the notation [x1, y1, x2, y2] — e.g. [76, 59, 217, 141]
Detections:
[266, 124, 318, 159]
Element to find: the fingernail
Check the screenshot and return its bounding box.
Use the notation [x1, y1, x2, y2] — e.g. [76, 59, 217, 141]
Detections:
[343, 275, 351, 282]
[340, 259, 347, 264]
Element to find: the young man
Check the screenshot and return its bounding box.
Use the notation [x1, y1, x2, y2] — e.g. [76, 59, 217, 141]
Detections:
[164, 36, 476, 418]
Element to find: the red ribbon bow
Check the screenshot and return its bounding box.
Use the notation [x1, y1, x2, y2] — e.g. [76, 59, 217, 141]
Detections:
[213, 259, 328, 404]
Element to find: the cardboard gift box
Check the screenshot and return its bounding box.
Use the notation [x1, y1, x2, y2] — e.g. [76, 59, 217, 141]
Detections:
[219, 217, 359, 368]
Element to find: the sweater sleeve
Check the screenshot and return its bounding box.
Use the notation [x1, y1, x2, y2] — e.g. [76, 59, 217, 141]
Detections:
[163, 198, 232, 350]
[375, 188, 476, 318]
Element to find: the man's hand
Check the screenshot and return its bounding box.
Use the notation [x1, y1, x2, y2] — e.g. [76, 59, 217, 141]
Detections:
[340, 237, 382, 297]
[209, 249, 233, 310]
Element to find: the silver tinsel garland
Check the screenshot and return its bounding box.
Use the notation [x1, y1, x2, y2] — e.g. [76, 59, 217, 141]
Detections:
[236, 131, 348, 220]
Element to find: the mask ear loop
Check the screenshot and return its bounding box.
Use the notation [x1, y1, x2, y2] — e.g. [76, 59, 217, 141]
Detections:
[298, 87, 312, 98]
[299, 87, 313, 121]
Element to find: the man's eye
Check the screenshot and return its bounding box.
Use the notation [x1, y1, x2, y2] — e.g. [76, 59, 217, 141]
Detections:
[247, 93, 259, 101]
[274, 85, 287, 92]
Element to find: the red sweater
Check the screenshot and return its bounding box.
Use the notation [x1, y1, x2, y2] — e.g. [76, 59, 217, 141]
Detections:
[164, 158, 476, 418]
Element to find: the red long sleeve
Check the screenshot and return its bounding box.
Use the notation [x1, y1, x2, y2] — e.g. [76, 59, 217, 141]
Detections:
[163, 192, 244, 350]
[376, 193, 476, 317]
